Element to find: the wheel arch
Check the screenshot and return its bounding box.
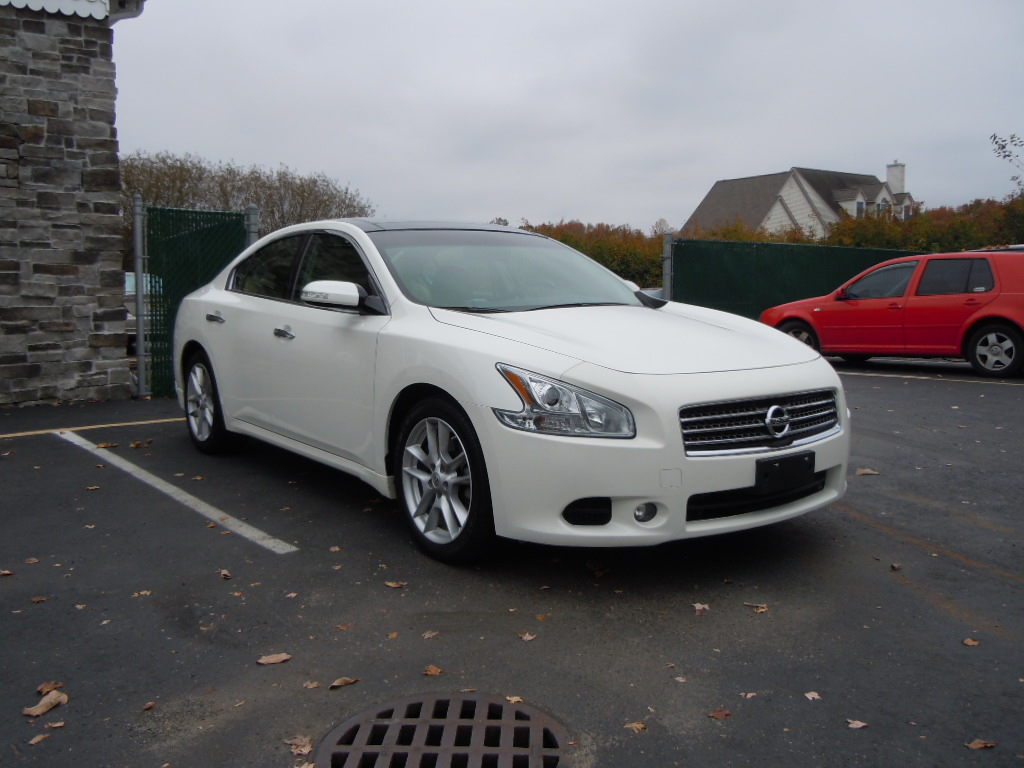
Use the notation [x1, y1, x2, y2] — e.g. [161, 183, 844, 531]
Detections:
[959, 316, 1024, 358]
[385, 383, 465, 476]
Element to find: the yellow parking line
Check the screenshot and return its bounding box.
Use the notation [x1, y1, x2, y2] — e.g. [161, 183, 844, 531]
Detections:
[0, 416, 184, 440]
[836, 502, 1024, 585]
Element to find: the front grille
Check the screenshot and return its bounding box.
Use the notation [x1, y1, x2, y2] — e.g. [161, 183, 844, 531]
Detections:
[680, 389, 839, 455]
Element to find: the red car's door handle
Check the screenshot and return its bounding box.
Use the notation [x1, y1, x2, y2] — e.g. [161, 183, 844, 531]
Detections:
[887, 303, 902, 310]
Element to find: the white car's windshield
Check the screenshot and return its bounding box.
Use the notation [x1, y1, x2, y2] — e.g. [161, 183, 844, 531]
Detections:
[369, 229, 642, 312]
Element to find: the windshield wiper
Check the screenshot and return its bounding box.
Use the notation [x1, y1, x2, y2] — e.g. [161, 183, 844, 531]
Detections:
[435, 306, 511, 313]
[523, 302, 627, 312]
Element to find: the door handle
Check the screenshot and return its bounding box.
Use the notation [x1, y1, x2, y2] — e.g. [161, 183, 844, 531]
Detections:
[273, 327, 295, 340]
[205, 313, 225, 323]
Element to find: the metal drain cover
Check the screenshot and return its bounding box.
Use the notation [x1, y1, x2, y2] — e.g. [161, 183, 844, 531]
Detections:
[313, 692, 573, 767]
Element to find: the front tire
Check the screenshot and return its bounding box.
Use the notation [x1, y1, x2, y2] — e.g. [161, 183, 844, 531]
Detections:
[778, 320, 820, 351]
[966, 324, 1023, 377]
[184, 351, 237, 454]
[394, 398, 495, 563]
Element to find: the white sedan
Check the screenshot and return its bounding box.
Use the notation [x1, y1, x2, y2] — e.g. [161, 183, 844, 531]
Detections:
[174, 220, 849, 562]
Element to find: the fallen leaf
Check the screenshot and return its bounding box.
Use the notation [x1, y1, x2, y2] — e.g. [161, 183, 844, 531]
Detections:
[130, 441, 142, 449]
[693, 603, 710, 615]
[329, 677, 360, 688]
[28, 733, 51, 746]
[743, 602, 769, 613]
[890, 563, 902, 571]
[624, 721, 647, 733]
[219, 569, 232, 580]
[85, 485, 100, 491]
[335, 623, 353, 631]
[25, 557, 40, 564]
[424, 665, 443, 676]
[257, 653, 292, 665]
[855, 468, 881, 476]
[31, 596, 49, 604]
[131, 590, 152, 597]
[96, 442, 118, 449]
[283, 735, 312, 756]
[708, 709, 731, 720]
[385, 581, 407, 589]
[330, 546, 341, 552]
[387, 632, 399, 640]
[804, 691, 822, 701]
[303, 681, 320, 689]
[963, 637, 981, 647]
[422, 630, 439, 639]
[847, 719, 869, 729]
[506, 696, 524, 703]
[519, 631, 537, 642]
[965, 738, 997, 750]
[191, 475, 203, 481]
[142, 701, 155, 711]
[740, 692, 757, 699]
[285, 592, 298, 598]
[674, 677, 688, 684]
[1, 569, 13, 576]
[23, 690, 69, 717]
[44, 721, 65, 729]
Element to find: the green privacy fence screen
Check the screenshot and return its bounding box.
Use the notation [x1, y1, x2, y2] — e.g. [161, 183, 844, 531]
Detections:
[144, 207, 249, 397]
[669, 240, 921, 320]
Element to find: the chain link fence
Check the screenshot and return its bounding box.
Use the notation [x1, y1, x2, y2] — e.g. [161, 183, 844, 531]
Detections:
[136, 203, 257, 397]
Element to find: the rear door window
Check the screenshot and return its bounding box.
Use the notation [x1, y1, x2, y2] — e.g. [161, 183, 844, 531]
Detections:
[916, 258, 994, 295]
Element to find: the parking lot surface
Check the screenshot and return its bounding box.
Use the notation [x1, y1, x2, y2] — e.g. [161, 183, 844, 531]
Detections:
[1, 359, 1022, 767]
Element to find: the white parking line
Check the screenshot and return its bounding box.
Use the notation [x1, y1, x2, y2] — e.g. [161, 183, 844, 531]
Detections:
[838, 370, 1024, 386]
[58, 431, 299, 555]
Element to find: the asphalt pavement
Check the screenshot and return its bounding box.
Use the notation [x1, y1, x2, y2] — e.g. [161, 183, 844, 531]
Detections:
[1, 359, 1022, 767]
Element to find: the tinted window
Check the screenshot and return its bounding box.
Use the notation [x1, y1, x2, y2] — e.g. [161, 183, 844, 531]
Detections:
[231, 235, 305, 299]
[916, 258, 994, 296]
[297, 233, 373, 292]
[846, 261, 917, 299]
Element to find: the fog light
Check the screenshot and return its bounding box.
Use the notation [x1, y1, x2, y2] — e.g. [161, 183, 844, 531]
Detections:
[634, 502, 657, 523]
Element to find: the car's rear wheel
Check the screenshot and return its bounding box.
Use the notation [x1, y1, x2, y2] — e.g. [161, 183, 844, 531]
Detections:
[184, 351, 237, 454]
[778, 320, 819, 351]
[395, 398, 495, 564]
[966, 323, 1023, 377]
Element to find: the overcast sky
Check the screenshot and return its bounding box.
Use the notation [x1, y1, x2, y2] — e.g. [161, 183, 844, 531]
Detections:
[112, 0, 1024, 231]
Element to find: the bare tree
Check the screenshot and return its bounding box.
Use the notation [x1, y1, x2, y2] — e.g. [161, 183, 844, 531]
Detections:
[120, 151, 377, 236]
[991, 133, 1024, 193]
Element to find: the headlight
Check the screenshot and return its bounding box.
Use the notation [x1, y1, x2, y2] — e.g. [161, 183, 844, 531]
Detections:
[493, 364, 635, 438]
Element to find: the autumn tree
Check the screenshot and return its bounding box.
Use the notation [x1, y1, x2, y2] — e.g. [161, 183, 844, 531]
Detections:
[991, 133, 1024, 192]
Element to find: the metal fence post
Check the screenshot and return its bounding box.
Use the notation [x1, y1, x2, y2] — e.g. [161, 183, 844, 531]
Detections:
[132, 194, 149, 397]
[245, 204, 260, 246]
[662, 233, 673, 301]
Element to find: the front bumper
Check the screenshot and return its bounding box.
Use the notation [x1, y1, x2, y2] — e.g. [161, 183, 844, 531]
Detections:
[471, 360, 850, 547]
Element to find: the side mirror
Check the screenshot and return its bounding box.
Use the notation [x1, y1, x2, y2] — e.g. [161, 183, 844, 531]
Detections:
[300, 280, 386, 315]
[835, 288, 848, 301]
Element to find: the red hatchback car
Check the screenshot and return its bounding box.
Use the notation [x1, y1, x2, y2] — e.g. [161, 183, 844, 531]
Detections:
[759, 246, 1024, 377]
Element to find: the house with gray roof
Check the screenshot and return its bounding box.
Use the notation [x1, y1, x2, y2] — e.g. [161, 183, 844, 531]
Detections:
[682, 163, 918, 239]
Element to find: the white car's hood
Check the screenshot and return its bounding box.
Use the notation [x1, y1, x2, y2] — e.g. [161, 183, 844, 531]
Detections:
[430, 303, 819, 375]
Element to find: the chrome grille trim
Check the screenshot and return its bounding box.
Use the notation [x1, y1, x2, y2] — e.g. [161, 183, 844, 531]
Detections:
[680, 389, 840, 456]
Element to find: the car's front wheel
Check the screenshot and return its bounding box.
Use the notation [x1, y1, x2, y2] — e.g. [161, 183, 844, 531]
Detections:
[966, 323, 1023, 377]
[184, 351, 237, 454]
[395, 398, 495, 564]
[778, 320, 820, 351]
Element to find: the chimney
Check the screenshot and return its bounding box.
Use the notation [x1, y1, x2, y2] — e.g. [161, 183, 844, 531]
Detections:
[887, 161, 905, 195]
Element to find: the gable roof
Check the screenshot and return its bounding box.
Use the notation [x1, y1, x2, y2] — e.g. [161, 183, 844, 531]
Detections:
[683, 171, 791, 233]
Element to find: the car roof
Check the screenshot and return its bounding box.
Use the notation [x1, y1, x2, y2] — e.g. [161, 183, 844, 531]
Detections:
[329, 219, 528, 234]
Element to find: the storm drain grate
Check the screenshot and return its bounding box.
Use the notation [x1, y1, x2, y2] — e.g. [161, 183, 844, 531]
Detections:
[313, 692, 572, 767]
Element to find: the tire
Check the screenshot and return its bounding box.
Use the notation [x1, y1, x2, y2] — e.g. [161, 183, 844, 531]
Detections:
[183, 350, 238, 454]
[966, 323, 1024, 377]
[394, 398, 495, 564]
[777, 320, 819, 351]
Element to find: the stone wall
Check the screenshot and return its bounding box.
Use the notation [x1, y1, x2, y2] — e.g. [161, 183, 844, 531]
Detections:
[0, 4, 131, 405]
